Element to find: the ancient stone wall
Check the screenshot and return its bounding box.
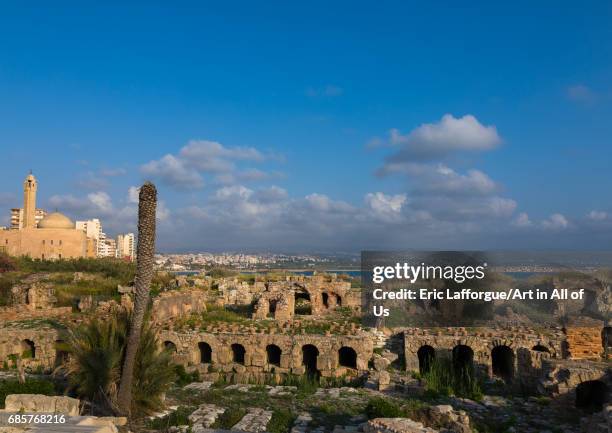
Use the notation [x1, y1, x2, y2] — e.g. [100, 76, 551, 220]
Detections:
[0, 327, 62, 370]
[403, 326, 566, 385]
[158, 330, 373, 379]
[564, 326, 604, 360]
[151, 289, 207, 324]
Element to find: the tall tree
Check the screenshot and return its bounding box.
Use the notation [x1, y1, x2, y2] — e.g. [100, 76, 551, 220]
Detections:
[116, 182, 157, 416]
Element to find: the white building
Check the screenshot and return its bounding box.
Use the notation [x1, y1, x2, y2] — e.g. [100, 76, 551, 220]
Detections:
[10, 208, 47, 229]
[75, 219, 105, 257]
[116, 233, 135, 261]
[98, 238, 117, 258]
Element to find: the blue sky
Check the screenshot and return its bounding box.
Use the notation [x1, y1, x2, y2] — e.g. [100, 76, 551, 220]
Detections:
[1, 2, 611, 252]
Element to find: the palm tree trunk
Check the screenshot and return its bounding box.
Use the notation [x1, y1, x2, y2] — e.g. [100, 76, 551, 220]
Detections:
[116, 182, 157, 416]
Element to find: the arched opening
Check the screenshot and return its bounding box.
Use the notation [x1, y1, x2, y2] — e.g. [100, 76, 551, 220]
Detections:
[532, 344, 550, 353]
[269, 299, 278, 314]
[54, 340, 69, 367]
[198, 342, 212, 364]
[266, 344, 282, 366]
[336, 294, 342, 306]
[602, 327, 611, 353]
[417, 345, 435, 374]
[231, 344, 246, 364]
[338, 346, 357, 369]
[322, 293, 329, 308]
[576, 380, 609, 413]
[294, 289, 312, 315]
[491, 345, 514, 382]
[452, 345, 474, 373]
[163, 341, 177, 353]
[20, 339, 35, 359]
[302, 344, 319, 376]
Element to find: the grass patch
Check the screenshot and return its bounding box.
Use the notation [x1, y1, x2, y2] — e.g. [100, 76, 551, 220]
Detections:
[0, 379, 57, 409]
[212, 406, 247, 429]
[267, 409, 296, 433]
[147, 406, 194, 430]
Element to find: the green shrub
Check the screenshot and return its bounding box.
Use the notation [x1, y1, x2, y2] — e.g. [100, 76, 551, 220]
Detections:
[174, 365, 200, 387]
[365, 397, 405, 419]
[0, 379, 57, 409]
[267, 409, 296, 433]
[212, 407, 247, 429]
[422, 355, 482, 400]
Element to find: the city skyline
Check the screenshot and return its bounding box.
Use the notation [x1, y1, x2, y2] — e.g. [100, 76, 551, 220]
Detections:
[1, 3, 611, 252]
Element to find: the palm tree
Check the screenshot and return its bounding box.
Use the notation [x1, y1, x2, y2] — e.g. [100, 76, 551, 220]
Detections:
[116, 182, 157, 416]
[67, 310, 175, 416]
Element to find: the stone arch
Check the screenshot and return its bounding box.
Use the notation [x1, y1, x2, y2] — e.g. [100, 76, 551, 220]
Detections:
[452, 344, 474, 373]
[335, 294, 342, 306]
[163, 340, 177, 353]
[417, 345, 435, 374]
[231, 343, 246, 364]
[532, 344, 550, 353]
[268, 299, 278, 317]
[322, 293, 329, 308]
[491, 345, 514, 382]
[603, 327, 611, 352]
[294, 288, 312, 315]
[21, 339, 35, 359]
[198, 342, 212, 364]
[302, 344, 319, 376]
[338, 346, 357, 369]
[266, 344, 282, 366]
[576, 380, 609, 413]
[54, 340, 69, 366]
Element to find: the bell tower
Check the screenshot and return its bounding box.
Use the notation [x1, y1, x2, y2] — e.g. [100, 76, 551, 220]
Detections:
[23, 171, 37, 229]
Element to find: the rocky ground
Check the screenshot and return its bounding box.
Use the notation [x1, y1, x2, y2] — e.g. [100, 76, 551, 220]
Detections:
[137, 379, 593, 433]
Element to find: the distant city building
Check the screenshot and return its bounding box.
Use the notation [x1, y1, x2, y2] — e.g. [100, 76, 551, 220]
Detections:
[98, 237, 117, 258]
[0, 173, 95, 259]
[116, 233, 135, 261]
[10, 207, 47, 229]
[76, 218, 104, 257]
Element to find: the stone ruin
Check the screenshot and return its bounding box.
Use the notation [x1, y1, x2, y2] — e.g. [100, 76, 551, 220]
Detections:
[9, 273, 56, 309]
[158, 329, 373, 381]
[252, 274, 360, 322]
[151, 289, 207, 324]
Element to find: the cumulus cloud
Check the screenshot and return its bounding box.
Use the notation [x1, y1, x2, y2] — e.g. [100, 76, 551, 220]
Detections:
[512, 212, 533, 227]
[141, 154, 205, 190]
[587, 210, 607, 221]
[365, 192, 407, 222]
[141, 140, 278, 190]
[381, 114, 501, 165]
[542, 213, 569, 230]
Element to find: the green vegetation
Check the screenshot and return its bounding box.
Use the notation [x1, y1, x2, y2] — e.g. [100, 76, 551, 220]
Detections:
[0, 379, 57, 409]
[212, 406, 247, 429]
[267, 409, 296, 433]
[422, 355, 483, 400]
[174, 364, 200, 387]
[147, 405, 195, 430]
[15, 256, 135, 280]
[364, 397, 406, 418]
[67, 310, 176, 416]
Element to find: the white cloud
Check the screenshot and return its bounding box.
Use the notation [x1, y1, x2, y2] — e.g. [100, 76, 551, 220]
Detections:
[141, 154, 204, 190]
[383, 114, 501, 163]
[127, 186, 140, 204]
[141, 140, 278, 189]
[512, 212, 533, 227]
[542, 213, 569, 230]
[365, 192, 407, 222]
[587, 210, 607, 221]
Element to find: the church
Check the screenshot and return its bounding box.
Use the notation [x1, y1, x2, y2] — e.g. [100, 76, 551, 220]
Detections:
[0, 173, 96, 259]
